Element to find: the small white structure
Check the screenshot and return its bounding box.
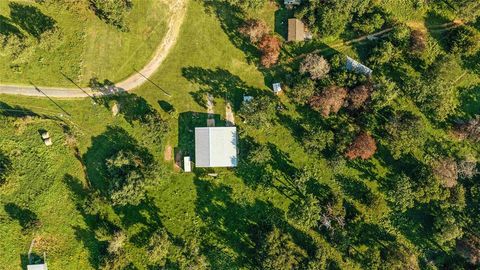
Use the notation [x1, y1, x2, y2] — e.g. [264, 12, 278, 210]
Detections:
[243, 96, 253, 103]
[183, 156, 192, 172]
[273, 83, 282, 95]
[27, 264, 48, 270]
[41, 131, 52, 146]
[285, 0, 301, 6]
[346, 56, 372, 76]
[195, 127, 238, 168]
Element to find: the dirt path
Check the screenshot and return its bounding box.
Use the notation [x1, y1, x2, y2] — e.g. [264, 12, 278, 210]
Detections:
[0, 0, 187, 98]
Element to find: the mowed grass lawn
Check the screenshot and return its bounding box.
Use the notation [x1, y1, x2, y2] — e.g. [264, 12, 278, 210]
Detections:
[0, 0, 167, 87]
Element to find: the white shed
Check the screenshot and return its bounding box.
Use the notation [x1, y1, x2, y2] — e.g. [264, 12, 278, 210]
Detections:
[195, 127, 238, 167]
[27, 264, 47, 270]
[285, 0, 301, 5]
[183, 156, 192, 172]
[273, 83, 282, 95]
[243, 96, 253, 103]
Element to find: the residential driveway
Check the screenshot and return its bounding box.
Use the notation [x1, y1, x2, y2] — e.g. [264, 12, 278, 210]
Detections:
[0, 0, 187, 98]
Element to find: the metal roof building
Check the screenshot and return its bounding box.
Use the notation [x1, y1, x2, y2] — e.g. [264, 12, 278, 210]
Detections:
[346, 56, 372, 76]
[287, 19, 305, 42]
[195, 127, 238, 167]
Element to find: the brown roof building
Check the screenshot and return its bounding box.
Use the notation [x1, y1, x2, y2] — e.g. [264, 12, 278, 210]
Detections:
[287, 18, 305, 42]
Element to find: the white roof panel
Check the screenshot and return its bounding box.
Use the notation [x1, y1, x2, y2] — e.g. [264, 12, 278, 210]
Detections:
[195, 127, 238, 167]
[27, 264, 47, 270]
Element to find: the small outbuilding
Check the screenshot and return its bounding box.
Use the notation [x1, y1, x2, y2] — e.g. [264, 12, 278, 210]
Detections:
[27, 264, 48, 270]
[346, 56, 372, 76]
[183, 156, 192, 172]
[287, 18, 305, 42]
[40, 131, 52, 146]
[284, 0, 301, 6]
[243, 96, 253, 103]
[195, 127, 238, 168]
[273, 83, 282, 95]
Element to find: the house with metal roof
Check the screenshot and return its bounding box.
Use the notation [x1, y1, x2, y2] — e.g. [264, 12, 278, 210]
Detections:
[346, 56, 372, 76]
[195, 127, 238, 167]
[287, 18, 305, 42]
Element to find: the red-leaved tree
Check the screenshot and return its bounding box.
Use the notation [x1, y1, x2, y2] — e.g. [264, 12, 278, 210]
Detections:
[258, 35, 281, 68]
[345, 132, 377, 160]
[309, 86, 347, 117]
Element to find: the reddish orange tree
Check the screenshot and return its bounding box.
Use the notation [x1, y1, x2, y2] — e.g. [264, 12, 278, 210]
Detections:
[345, 132, 377, 160]
[258, 35, 281, 68]
[309, 86, 347, 117]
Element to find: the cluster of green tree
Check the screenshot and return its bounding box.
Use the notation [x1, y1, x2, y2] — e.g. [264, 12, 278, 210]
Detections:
[224, 0, 267, 11]
[230, 0, 480, 267]
[295, 0, 393, 37]
[89, 0, 133, 31]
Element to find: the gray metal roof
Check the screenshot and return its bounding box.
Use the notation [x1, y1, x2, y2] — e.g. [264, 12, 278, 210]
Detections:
[346, 56, 372, 76]
[195, 127, 238, 167]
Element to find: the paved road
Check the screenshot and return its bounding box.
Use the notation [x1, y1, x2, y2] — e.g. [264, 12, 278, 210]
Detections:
[0, 0, 187, 98]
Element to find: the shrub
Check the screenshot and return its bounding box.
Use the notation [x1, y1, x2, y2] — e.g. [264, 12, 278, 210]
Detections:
[299, 53, 330, 80]
[345, 132, 377, 160]
[309, 86, 347, 117]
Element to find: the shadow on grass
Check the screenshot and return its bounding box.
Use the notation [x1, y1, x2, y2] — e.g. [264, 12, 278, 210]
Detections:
[63, 174, 113, 269]
[9, 2, 56, 39]
[457, 84, 480, 118]
[0, 151, 12, 186]
[0, 14, 23, 37]
[4, 203, 40, 233]
[193, 177, 316, 268]
[177, 111, 223, 161]
[0, 101, 38, 118]
[182, 67, 265, 111]
[201, 0, 259, 64]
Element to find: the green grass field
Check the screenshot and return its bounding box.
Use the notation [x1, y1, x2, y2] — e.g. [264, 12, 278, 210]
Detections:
[0, 0, 167, 87]
[0, 0, 479, 269]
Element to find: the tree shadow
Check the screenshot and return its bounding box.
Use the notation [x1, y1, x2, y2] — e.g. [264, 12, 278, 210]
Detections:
[182, 67, 265, 111]
[201, 0, 259, 63]
[456, 84, 480, 119]
[158, 100, 175, 114]
[0, 14, 23, 37]
[335, 175, 376, 207]
[63, 174, 113, 269]
[177, 111, 223, 162]
[4, 203, 40, 233]
[9, 2, 56, 39]
[193, 177, 315, 268]
[0, 151, 12, 186]
[0, 101, 38, 118]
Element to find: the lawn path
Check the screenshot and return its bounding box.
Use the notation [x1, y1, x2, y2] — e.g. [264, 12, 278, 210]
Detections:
[0, 0, 187, 98]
